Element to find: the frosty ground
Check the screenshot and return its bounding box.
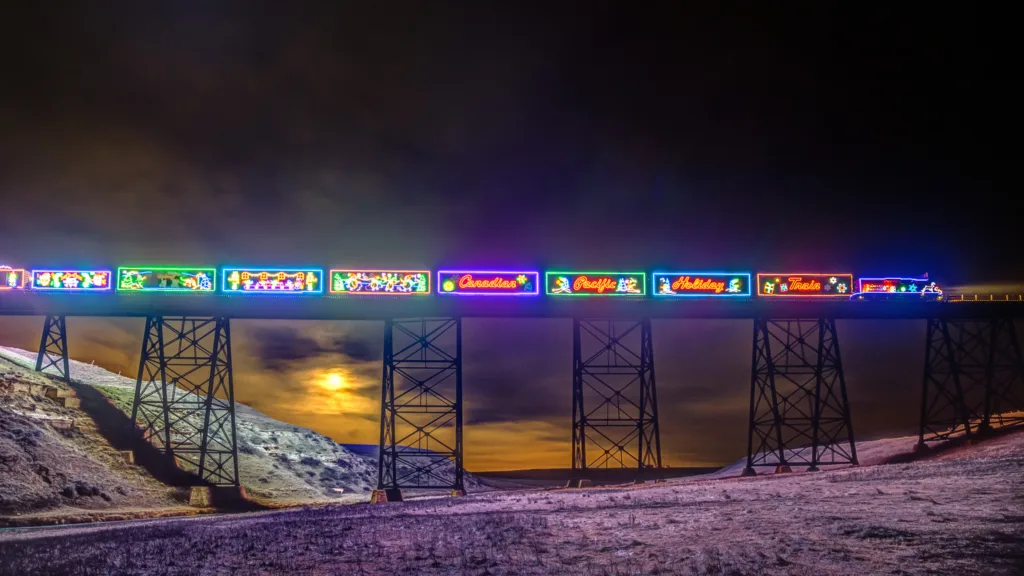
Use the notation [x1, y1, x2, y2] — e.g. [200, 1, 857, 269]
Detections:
[2, 428, 1021, 575]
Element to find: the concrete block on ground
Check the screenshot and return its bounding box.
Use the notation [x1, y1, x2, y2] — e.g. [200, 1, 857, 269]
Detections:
[190, 486, 249, 508]
[565, 478, 593, 489]
[44, 387, 75, 399]
[119, 450, 135, 464]
[59, 397, 81, 409]
[370, 488, 404, 503]
[189, 487, 212, 507]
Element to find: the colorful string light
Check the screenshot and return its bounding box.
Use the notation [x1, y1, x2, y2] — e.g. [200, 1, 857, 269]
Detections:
[117, 267, 216, 292]
[544, 272, 646, 296]
[437, 271, 539, 296]
[653, 272, 751, 297]
[31, 270, 112, 291]
[329, 270, 430, 295]
[221, 268, 323, 294]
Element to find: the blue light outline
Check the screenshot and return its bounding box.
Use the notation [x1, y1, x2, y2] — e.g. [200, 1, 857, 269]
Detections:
[651, 272, 752, 298]
[221, 267, 325, 295]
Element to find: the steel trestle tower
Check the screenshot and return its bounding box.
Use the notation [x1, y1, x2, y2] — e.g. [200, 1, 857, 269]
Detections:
[918, 317, 1024, 446]
[745, 318, 857, 475]
[375, 318, 463, 502]
[130, 316, 239, 487]
[35, 315, 70, 382]
[571, 318, 661, 473]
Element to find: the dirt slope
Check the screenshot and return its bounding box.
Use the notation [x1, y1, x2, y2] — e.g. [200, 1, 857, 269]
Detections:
[0, 359, 178, 518]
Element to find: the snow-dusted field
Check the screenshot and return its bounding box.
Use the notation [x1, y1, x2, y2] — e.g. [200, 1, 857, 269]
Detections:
[2, 428, 1021, 575]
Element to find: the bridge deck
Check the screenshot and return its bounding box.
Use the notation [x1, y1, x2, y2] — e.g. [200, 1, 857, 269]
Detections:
[2, 293, 1023, 320]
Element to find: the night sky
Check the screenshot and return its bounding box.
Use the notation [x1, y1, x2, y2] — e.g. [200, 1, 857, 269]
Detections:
[0, 4, 1013, 470]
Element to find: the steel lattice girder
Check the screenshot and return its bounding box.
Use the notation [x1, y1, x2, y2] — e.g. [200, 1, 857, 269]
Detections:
[918, 317, 1024, 444]
[35, 315, 69, 382]
[745, 319, 857, 471]
[130, 316, 239, 486]
[378, 318, 464, 491]
[572, 318, 661, 471]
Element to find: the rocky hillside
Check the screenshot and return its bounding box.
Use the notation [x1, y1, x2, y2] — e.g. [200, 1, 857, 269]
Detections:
[0, 347, 475, 516]
[0, 359, 178, 519]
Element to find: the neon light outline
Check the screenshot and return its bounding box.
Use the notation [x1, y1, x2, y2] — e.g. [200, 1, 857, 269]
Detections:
[437, 270, 539, 296]
[756, 272, 853, 297]
[652, 272, 751, 297]
[329, 269, 431, 295]
[30, 269, 113, 291]
[0, 266, 26, 290]
[221, 267, 324, 294]
[544, 271, 647, 296]
[116, 266, 217, 292]
[852, 277, 941, 297]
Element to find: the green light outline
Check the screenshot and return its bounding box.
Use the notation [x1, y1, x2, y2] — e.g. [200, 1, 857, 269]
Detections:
[544, 271, 647, 296]
[116, 266, 218, 293]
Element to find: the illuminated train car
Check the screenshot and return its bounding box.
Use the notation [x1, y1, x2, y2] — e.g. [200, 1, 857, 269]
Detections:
[849, 277, 942, 300]
[2, 264, 954, 303]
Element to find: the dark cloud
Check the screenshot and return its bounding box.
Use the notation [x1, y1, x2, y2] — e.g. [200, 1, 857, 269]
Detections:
[249, 327, 328, 372]
[330, 338, 378, 364]
[247, 326, 380, 372]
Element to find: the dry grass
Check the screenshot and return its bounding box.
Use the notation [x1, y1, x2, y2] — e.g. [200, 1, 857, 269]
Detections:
[2, 429, 1022, 575]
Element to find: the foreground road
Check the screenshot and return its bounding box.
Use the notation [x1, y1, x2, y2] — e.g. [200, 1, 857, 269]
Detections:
[2, 431, 1022, 575]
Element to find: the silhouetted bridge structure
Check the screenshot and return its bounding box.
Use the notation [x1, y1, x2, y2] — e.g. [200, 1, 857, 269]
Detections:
[2, 292, 1023, 502]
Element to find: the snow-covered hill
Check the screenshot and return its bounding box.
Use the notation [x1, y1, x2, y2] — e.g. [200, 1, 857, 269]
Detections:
[0, 347, 475, 506]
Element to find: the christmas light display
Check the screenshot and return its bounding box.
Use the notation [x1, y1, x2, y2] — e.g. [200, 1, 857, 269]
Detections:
[117, 267, 216, 292]
[0, 266, 26, 290]
[653, 272, 751, 297]
[330, 270, 430, 295]
[545, 271, 646, 296]
[31, 270, 112, 291]
[854, 277, 942, 297]
[221, 268, 323, 294]
[757, 273, 854, 297]
[437, 271, 539, 296]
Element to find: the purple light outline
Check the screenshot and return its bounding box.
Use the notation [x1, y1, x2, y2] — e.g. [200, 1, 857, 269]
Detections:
[30, 269, 113, 291]
[436, 270, 540, 296]
[855, 276, 929, 293]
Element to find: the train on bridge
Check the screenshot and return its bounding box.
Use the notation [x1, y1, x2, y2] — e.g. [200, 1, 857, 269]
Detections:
[2, 265, 946, 301]
[2, 262, 1021, 501]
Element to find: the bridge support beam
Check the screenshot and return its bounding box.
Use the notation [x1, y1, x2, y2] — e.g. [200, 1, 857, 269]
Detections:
[375, 318, 463, 503]
[35, 315, 70, 383]
[918, 317, 1024, 446]
[571, 318, 661, 474]
[744, 318, 857, 475]
[130, 317, 239, 487]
